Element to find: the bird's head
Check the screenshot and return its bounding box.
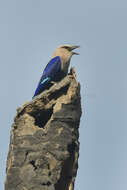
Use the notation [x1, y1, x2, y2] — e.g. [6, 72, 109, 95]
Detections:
[52, 44, 80, 63]
[58, 44, 80, 55]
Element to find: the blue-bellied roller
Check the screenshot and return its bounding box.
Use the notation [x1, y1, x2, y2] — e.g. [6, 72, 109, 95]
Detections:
[33, 44, 79, 98]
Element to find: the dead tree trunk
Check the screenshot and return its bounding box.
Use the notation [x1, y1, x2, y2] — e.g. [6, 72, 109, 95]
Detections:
[5, 68, 82, 190]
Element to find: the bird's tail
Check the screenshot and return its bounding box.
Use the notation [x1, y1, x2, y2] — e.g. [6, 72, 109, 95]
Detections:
[32, 77, 51, 98]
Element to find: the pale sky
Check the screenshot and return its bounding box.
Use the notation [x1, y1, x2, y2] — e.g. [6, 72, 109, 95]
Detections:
[1, 0, 127, 189]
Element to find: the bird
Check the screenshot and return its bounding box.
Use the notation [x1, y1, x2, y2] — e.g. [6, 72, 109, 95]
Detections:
[33, 44, 79, 98]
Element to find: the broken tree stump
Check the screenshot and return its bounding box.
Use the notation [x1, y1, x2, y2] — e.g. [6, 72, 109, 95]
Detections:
[5, 68, 82, 190]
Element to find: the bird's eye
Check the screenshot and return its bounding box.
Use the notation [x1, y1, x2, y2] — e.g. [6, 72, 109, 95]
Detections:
[63, 46, 70, 51]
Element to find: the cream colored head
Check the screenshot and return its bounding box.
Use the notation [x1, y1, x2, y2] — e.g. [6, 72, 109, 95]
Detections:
[52, 44, 80, 64]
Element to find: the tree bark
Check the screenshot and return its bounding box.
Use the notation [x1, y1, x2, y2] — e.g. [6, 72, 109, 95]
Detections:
[5, 68, 82, 190]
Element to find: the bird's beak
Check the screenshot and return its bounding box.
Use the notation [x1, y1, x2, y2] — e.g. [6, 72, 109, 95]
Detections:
[71, 45, 80, 55]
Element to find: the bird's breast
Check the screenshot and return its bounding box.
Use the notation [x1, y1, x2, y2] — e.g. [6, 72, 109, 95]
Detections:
[61, 60, 70, 74]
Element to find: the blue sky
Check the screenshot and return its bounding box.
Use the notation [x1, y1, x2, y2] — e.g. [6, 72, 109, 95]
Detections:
[1, 0, 127, 189]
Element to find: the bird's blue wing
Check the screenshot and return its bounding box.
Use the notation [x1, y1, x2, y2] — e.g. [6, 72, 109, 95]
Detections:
[42, 56, 61, 79]
[33, 56, 61, 98]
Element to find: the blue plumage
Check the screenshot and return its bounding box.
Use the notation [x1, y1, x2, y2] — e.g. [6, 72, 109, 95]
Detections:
[32, 44, 80, 98]
[33, 56, 62, 98]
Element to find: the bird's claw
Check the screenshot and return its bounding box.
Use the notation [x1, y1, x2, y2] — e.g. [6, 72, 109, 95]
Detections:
[51, 81, 57, 85]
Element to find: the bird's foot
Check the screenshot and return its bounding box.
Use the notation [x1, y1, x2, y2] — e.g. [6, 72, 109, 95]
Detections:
[51, 81, 57, 85]
[68, 75, 73, 79]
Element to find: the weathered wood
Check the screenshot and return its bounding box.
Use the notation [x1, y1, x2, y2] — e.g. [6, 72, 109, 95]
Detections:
[5, 68, 82, 190]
